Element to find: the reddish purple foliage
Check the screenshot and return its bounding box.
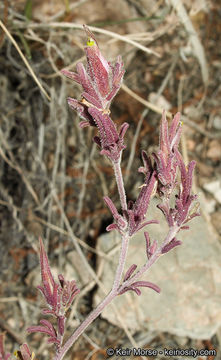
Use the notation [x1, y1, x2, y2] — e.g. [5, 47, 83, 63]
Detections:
[104, 196, 127, 234]
[27, 238, 80, 348]
[35, 25, 199, 360]
[124, 171, 158, 236]
[28, 320, 60, 346]
[123, 264, 137, 282]
[62, 25, 124, 117]
[119, 280, 160, 296]
[152, 111, 182, 196]
[104, 172, 158, 236]
[144, 232, 158, 259]
[157, 153, 199, 229]
[62, 25, 128, 162]
[36, 238, 79, 317]
[161, 238, 182, 254]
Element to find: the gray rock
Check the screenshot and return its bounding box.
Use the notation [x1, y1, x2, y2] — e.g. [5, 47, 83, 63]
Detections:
[94, 199, 221, 339]
[213, 115, 221, 130]
[203, 180, 221, 204]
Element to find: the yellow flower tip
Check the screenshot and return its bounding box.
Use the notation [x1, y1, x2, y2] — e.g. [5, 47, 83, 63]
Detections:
[13, 350, 35, 359]
[86, 37, 95, 47]
[180, 121, 183, 126]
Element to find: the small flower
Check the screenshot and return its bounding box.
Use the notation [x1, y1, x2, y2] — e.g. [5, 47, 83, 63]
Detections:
[36, 238, 80, 318]
[14, 344, 35, 360]
[62, 25, 129, 162]
[62, 25, 124, 123]
[157, 154, 200, 228]
[125, 171, 158, 236]
[27, 238, 80, 347]
[152, 111, 182, 196]
[174, 153, 200, 226]
[89, 108, 129, 162]
[58, 274, 80, 313]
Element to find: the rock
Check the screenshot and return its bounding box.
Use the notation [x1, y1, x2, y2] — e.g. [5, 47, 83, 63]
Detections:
[95, 199, 221, 339]
[184, 105, 203, 120]
[198, 191, 216, 214]
[203, 180, 221, 204]
[148, 92, 171, 111]
[66, 250, 93, 287]
[204, 198, 216, 214]
[213, 115, 221, 130]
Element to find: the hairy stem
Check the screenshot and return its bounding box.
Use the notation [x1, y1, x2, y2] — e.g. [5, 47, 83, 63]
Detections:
[119, 225, 180, 291]
[53, 230, 130, 360]
[56, 317, 66, 353]
[112, 157, 127, 212]
[112, 233, 129, 291]
[53, 290, 116, 360]
[53, 224, 180, 360]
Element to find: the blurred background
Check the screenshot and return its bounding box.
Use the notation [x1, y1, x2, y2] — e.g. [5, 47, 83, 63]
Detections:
[0, 0, 221, 359]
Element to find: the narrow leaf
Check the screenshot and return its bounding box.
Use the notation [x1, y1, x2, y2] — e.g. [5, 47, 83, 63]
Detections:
[131, 281, 161, 293]
[123, 264, 137, 281]
[161, 238, 182, 254]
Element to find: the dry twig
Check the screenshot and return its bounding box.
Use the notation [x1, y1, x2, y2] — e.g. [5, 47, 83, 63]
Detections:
[13, 21, 160, 57]
[0, 20, 51, 101]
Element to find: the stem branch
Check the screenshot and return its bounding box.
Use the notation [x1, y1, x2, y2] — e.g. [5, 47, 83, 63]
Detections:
[119, 225, 179, 291]
[53, 291, 115, 360]
[53, 225, 180, 360]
